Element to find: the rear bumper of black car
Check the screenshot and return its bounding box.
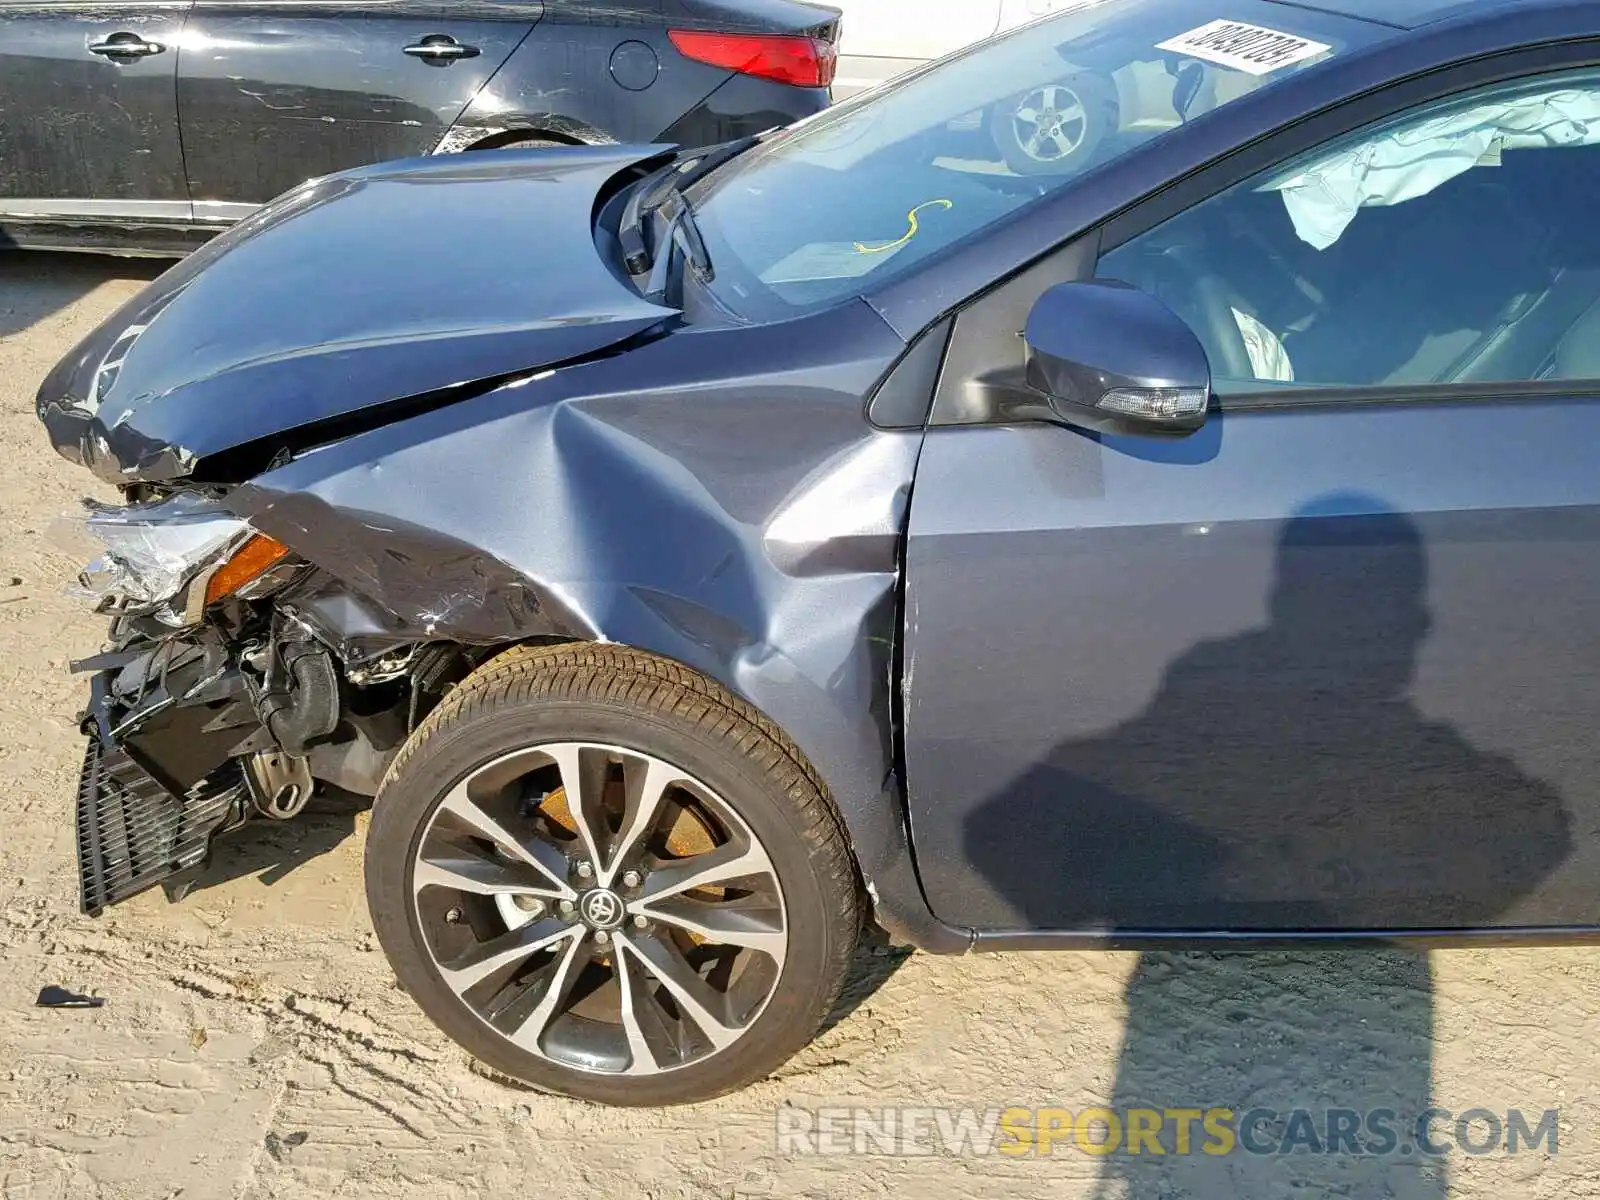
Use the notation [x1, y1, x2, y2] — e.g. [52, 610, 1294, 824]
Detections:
[73, 629, 263, 914]
[657, 75, 829, 149]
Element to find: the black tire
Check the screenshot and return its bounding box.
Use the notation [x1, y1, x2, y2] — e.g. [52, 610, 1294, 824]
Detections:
[473, 134, 567, 153]
[365, 643, 862, 1106]
[989, 71, 1118, 177]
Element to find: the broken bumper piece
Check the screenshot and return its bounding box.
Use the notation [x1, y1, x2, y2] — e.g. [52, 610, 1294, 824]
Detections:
[76, 731, 244, 915]
[74, 634, 261, 915]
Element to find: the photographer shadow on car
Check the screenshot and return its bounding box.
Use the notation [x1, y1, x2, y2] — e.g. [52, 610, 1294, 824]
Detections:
[963, 497, 1573, 1197]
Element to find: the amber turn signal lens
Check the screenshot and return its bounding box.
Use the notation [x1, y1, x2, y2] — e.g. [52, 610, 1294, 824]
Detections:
[204, 533, 291, 605]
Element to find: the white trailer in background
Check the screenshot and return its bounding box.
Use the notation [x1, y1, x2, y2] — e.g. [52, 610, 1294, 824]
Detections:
[831, 0, 1084, 99]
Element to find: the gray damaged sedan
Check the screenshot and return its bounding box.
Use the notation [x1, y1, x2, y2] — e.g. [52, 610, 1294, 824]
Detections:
[36, 0, 1600, 1103]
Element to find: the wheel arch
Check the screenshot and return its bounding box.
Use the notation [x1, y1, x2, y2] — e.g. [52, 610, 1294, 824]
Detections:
[432, 115, 616, 157]
[413, 625, 971, 956]
[257, 549, 967, 955]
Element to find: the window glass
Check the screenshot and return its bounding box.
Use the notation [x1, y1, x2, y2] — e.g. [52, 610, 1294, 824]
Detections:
[684, 0, 1375, 322]
[1098, 69, 1600, 390]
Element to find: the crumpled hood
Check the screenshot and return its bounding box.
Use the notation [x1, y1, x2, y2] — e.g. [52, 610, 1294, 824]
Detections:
[37, 145, 676, 485]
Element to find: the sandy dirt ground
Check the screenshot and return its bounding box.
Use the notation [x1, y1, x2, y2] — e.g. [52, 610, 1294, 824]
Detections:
[1, 252, 1598, 1199]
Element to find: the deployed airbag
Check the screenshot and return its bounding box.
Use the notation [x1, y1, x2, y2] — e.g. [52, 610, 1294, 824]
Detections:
[1271, 87, 1600, 249]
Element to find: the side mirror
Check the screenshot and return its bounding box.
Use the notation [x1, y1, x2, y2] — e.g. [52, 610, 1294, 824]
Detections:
[1024, 280, 1212, 436]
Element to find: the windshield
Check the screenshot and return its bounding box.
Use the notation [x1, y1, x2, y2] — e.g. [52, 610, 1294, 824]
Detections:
[687, 0, 1376, 321]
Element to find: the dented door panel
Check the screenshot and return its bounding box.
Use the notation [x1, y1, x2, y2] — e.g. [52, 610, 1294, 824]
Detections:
[178, 1, 540, 205]
[0, 1, 189, 207]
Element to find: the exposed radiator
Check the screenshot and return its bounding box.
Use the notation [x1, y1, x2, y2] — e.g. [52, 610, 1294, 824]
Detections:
[76, 738, 243, 915]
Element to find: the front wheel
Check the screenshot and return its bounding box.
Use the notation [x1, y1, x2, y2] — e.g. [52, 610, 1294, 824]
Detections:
[365, 644, 861, 1106]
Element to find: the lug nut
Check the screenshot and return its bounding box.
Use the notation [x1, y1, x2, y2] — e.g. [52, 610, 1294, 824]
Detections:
[558, 899, 575, 916]
[512, 896, 544, 916]
[444, 907, 463, 924]
[621, 870, 642, 888]
[632, 914, 648, 929]
[575, 861, 594, 879]
[593, 930, 610, 945]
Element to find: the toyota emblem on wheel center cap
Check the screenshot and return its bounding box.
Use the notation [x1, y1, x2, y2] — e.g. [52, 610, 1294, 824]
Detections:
[579, 887, 625, 930]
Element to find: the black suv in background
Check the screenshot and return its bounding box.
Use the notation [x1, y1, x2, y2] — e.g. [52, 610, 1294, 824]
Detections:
[0, 0, 841, 255]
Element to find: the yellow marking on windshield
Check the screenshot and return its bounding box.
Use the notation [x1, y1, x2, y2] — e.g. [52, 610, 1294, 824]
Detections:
[854, 199, 954, 255]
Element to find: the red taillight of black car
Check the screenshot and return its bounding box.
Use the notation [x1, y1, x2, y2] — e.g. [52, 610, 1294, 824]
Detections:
[668, 30, 838, 89]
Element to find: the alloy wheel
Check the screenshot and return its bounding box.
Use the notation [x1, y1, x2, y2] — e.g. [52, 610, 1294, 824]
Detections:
[409, 741, 788, 1077]
[1009, 83, 1090, 164]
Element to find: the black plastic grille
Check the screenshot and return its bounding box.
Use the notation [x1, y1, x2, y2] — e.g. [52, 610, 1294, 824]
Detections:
[76, 738, 241, 915]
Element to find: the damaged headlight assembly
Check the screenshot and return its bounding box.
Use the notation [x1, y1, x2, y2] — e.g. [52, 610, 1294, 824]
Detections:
[52, 492, 295, 626]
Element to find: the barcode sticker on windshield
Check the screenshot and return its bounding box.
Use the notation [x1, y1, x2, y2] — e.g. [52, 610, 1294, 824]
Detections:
[1156, 19, 1331, 76]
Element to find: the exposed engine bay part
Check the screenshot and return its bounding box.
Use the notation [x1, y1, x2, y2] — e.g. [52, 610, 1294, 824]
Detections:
[72, 582, 479, 913]
[244, 749, 314, 820]
[80, 626, 266, 790]
[77, 737, 247, 915]
[404, 643, 471, 731]
[271, 572, 418, 667]
[345, 645, 419, 686]
[74, 620, 270, 913]
[307, 726, 398, 798]
[250, 617, 340, 756]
